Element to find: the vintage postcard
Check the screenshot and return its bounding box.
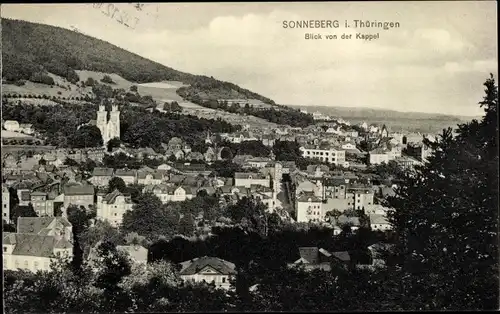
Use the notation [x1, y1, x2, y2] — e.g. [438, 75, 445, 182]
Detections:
[1, 2, 498, 312]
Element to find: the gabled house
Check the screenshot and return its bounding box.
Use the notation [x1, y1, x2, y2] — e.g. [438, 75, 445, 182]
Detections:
[143, 184, 195, 204]
[114, 169, 137, 185]
[288, 247, 350, 271]
[296, 191, 324, 223]
[179, 256, 237, 290]
[96, 189, 134, 227]
[89, 168, 114, 187]
[137, 170, 164, 185]
[63, 183, 95, 211]
[3, 232, 73, 272]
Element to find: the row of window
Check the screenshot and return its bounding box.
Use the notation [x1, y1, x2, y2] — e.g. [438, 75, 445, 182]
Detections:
[4, 258, 50, 270]
[306, 151, 336, 156]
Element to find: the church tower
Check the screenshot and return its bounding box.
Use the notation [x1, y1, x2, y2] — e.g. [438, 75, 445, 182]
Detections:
[96, 104, 108, 146]
[109, 103, 120, 142]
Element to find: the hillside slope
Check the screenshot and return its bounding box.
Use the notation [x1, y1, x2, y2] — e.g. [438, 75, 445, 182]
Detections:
[1, 18, 275, 105]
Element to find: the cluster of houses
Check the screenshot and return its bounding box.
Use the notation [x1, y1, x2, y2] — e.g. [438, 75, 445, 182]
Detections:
[2, 110, 436, 289]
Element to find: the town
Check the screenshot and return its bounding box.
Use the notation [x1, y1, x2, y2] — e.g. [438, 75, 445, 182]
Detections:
[1, 5, 498, 312]
[2, 93, 435, 281]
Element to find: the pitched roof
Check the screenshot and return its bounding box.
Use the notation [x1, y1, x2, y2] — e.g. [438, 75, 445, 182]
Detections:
[337, 215, 360, 226]
[296, 191, 322, 203]
[63, 183, 95, 196]
[17, 216, 71, 235]
[179, 256, 236, 276]
[369, 214, 390, 225]
[137, 170, 163, 180]
[298, 247, 320, 264]
[92, 167, 114, 176]
[331, 251, 351, 262]
[234, 172, 268, 180]
[114, 169, 136, 177]
[10, 234, 72, 257]
[102, 189, 131, 204]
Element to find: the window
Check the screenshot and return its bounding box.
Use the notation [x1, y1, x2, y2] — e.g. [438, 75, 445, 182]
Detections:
[222, 277, 226, 283]
[3, 247, 6, 252]
[34, 261, 39, 269]
[24, 260, 29, 269]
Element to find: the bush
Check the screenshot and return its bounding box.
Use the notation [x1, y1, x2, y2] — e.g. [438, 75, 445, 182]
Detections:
[101, 75, 115, 84]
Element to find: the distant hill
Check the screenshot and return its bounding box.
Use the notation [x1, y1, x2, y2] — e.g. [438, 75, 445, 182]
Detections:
[288, 105, 480, 134]
[1, 18, 275, 105]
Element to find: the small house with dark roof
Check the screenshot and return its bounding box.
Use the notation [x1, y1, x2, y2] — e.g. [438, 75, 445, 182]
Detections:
[179, 256, 237, 290]
[288, 247, 350, 271]
[96, 189, 134, 227]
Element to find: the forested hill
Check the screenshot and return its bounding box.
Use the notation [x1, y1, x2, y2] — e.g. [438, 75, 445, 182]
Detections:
[1, 18, 275, 105]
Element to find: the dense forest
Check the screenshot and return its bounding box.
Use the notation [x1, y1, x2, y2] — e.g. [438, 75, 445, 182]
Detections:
[1, 18, 275, 104]
[1, 102, 239, 149]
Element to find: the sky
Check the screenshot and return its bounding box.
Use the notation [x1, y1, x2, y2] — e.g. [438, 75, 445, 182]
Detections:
[2, 2, 498, 116]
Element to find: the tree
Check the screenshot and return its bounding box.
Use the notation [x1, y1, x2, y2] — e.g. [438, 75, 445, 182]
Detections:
[78, 220, 123, 258]
[10, 203, 37, 222]
[70, 125, 103, 148]
[386, 75, 499, 310]
[177, 213, 195, 236]
[64, 157, 79, 167]
[130, 85, 138, 92]
[93, 241, 133, 312]
[67, 205, 95, 271]
[107, 177, 127, 194]
[124, 232, 147, 246]
[101, 75, 115, 84]
[121, 193, 178, 242]
[107, 137, 121, 152]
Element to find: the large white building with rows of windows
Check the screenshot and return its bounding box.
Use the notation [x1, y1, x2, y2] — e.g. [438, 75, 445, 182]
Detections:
[299, 144, 348, 167]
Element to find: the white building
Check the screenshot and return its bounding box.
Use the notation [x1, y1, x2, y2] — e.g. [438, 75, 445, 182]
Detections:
[96, 190, 134, 227]
[234, 172, 271, 188]
[3, 120, 20, 132]
[348, 186, 375, 210]
[299, 145, 346, 166]
[3, 217, 73, 272]
[179, 256, 237, 290]
[143, 185, 196, 204]
[2, 185, 10, 223]
[296, 192, 324, 223]
[341, 141, 357, 150]
[369, 214, 392, 231]
[369, 149, 390, 165]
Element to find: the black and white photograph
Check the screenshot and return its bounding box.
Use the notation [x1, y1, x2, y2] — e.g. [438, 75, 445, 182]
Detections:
[1, 1, 498, 312]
